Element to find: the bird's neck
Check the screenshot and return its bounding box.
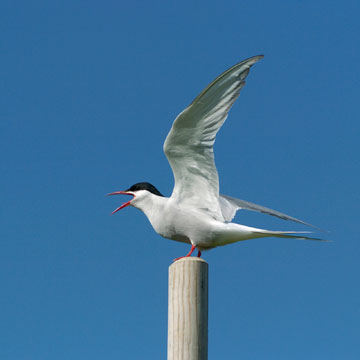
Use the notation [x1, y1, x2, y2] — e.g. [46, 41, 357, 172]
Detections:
[133, 194, 169, 220]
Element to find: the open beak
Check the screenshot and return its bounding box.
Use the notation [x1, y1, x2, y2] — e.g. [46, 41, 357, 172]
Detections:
[107, 191, 135, 214]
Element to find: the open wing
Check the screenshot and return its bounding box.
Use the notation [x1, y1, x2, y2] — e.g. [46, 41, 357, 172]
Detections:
[219, 194, 322, 230]
[163, 55, 264, 219]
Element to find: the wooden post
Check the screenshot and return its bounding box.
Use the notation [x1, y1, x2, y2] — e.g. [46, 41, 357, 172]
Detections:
[167, 257, 208, 360]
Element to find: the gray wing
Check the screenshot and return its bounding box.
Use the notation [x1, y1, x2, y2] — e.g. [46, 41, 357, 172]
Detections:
[219, 194, 321, 230]
[164, 55, 264, 219]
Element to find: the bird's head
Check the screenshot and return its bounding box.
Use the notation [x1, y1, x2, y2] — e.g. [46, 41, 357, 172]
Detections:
[108, 182, 164, 214]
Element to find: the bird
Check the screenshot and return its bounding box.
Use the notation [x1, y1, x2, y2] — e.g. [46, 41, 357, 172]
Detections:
[108, 55, 323, 260]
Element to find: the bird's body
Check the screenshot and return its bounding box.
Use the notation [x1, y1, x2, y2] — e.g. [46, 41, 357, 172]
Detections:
[128, 189, 313, 251]
[109, 55, 322, 259]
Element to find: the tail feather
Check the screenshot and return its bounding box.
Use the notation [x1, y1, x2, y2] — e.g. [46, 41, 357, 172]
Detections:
[211, 223, 327, 248]
[255, 230, 326, 241]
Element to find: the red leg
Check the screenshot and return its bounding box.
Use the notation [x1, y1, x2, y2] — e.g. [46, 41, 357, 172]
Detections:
[197, 250, 202, 258]
[174, 244, 196, 262]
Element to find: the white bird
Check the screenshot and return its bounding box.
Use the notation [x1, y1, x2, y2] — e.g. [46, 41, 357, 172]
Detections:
[109, 55, 322, 260]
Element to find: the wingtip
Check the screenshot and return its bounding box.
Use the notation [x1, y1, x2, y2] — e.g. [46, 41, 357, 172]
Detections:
[252, 54, 264, 61]
[304, 222, 328, 233]
[243, 54, 264, 67]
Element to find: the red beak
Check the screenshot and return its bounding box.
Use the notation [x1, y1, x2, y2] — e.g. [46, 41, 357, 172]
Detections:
[107, 191, 135, 214]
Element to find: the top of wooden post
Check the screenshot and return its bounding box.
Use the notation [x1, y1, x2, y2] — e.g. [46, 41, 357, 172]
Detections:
[170, 257, 208, 265]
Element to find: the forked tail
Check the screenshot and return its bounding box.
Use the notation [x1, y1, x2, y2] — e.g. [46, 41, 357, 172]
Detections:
[213, 223, 326, 248]
[254, 230, 326, 241]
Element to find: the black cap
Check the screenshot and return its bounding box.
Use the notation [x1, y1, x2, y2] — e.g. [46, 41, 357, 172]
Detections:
[125, 182, 164, 197]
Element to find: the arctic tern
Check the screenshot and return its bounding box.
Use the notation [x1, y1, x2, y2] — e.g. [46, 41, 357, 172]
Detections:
[109, 55, 322, 260]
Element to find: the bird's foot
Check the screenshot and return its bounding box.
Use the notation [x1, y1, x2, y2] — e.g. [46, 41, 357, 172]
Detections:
[173, 245, 202, 262]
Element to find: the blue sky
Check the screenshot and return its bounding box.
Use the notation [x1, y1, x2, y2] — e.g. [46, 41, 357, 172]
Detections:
[1, 1, 359, 359]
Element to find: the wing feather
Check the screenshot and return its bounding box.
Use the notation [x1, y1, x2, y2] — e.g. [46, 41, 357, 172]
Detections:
[164, 56, 264, 218]
[220, 194, 322, 230]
